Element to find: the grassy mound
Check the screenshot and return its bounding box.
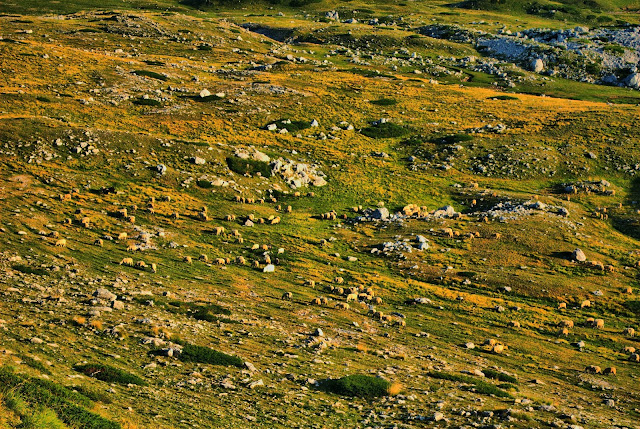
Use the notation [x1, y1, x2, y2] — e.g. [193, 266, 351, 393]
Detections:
[361, 122, 411, 139]
[319, 375, 391, 399]
[74, 363, 147, 386]
[0, 366, 120, 429]
[428, 371, 513, 398]
[269, 119, 311, 132]
[177, 344, 244, 367]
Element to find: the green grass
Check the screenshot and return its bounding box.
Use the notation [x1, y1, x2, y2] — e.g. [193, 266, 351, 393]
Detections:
[482, 369, 518, 384]
[175, 343, 244, 367]
[132, 98, 163, 107]
[489, 95, 519, 101]
[318, 374, 391, 399]
[270, 119, 311, 133]
[74, 363, 147, 386]
[133, 70, 168, 81]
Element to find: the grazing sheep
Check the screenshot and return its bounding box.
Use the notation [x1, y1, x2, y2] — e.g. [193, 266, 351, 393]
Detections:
[120, 258, 134, 266]
[630, 353, 640, 362]
[282, 292, 292, 300]
[199, 254, 209, 263]
[624, 286, 633, 294]
[493, 233, 502, 239]
[335, 302, 349, 310]
[558, 302, 567, 309]
[248, 214, 255, 221]
[594, 319, 605, 329]
[94, 239, 104, 247]
[320, 297, 329, 305]
[171, 212, 180, 220]
[270, 216, 281, 225]
[236, 256, 246, 265]
[441, 228, 454, 238]
[509, 321, 521, 328]
[215, 258, 226, 265]
[135, 261, 147, 269]
[373, 296, 383, 305]
[558, 327, 570, 337]
[334, 287, 344, 296]
[311, 298, 322, 306]
[372, 311, 383, 321]
[225, 214, 236, 221]
[260, 244, 269, 251]
[334, 277, 344, 284]
[213, 226, 225, 236]
[580, 300, 591, 308]
[81, 217, 91, 227]
[151, 263, 157, 273]
[117, 232, 128, 241]
[55, 238, 67, 247]
[286, 205, 292, 213]
[60, 193, 72, 201]
[232, 229, 241, 237]
[484, 339, 497, 346]
[126, 215, 136, 224]
[491, 344, 505, 354]
[394, 319, 406, 327]
[346, 293, 358, 303]
[49, 231, 59, 238]
[624, 346, 636, 354]
[365, 287, 375, 296]
[251, 243, 260, 250]
[127, 244, 137, 252]
[603, 367, 617, 375]
[585, 365, 602, 374]
[624, 327, 635, 337]
[604, 264, 615, 273]
[198, 212, 209, 221]
[264, 255, 271, 265]
[560, 320, 574, 329]
[253, 260, 260, 268]
[237, 237, 244, 244]
[184, 256, 193, 264]
[306, 280, 316, 287]
[117, 208, 128, 218]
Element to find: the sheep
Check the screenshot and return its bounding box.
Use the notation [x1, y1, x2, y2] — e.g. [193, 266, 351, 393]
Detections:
[334, 277, 344, 284]
[135, 261, 147, 269]
[126, 215, 136, 224]
[493, 233, 502, 239]
[508, 321, 521, 328]
[225, 214, 237, 221]
[198, 212, 209, 221]
[232, 229, 241, 237]
[594, 319, 605, 329]
[441, 227, 454, 238]
[624, 286, 633, 294]
[585, 365, 602, 374]
[261, 244, 269, 251]
[60, 193, 72, 201]
[120, 257, 134, 266]
[491, 344, 505, 354]
[306, 280, 316, 287]
[117, 232, 128, 241]
[335, 287, 344, 296]
[184, 256, 193, 264]
[215, 258, 226, 265]
[335, 302, 349, 310]
[270, 216, 281, 225]
[320, 297, 329, 306]
[558, 327, 570, 337]
[372, 311, 383, 321]
[311, 298, 322, 306]
[199, 254, 209, 263]
[394, 319, 406, 327]
[117, 208, 128, 218]
[264, 255, 272, 264]
[171, 212, 180, 220]
[282, 292, 292, 301]
[237, 237, 244, 244]
[151, 263, 157, 273]
[248, 214, 255, 221]
[127, 244, 137, 252]
[348, 287, 358, 295]
[624, 346, 636, 354]
[253, 260, 260, 268]
[365, 287, 375, 296]
[381, 314, 392, 322]
[604, 264, 615, 273]
[346, 293, 358, 303]
[55, 238, 67, 247]
[630, 353, 640, 362]
[560, 320, 574, 329]
[373, 296, 383, 305]
[557, 302, 567, 310]
[580, 300, 591, 308]
[286, 205, 292, 213]
[94, 238, 104, 247]
[213, 226, 225, 236]
[236, 256, 246, 265]
[251, 243, 260, 250]
[49, 231, 59, 238]
[603, 367, 617, 375]
[81, 217, 91, 227]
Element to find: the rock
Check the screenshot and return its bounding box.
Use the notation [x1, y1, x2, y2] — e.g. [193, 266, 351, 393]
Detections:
[346, 256, 358, 262]
[571, 248, 586, 262]
[314, 328, 324, 337]
[604, 399, 615, 407]
[244, 362, 257, 372]
[199, 89, 211, 98]
[248, 379, 264, 389]
[155, 164, 167, 175]
[465, 342, 475, 349]
[530, 58, 544, 73]
[310, 119, 319, 127]
[325, 10, 339, 20]
[244, 219, 254, 227]
[30, 337, 44, 344]
[433, 412, 445, 422]
[266, 123, 277, 131]
[190, 156, 206, 165]
[93, 288, 116, 301]
[625, 73, 640, 89]
[263, 264, 275, 273]
[112, 300, 125, 310]
[576, 341, 586, 348]
[370, 207, 390, 220]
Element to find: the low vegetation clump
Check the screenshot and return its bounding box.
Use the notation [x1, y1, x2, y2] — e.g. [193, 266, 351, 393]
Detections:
[177, 343, 244, 367]
[370, 98, 398, 106]
[482, 369, 518, 383]
[226, 157, 272, 177]
[74, 363, 147, 386]
[489, 95, 519, 100]
[271, 119, 311, 132]
[361, 122, 411, 139]
[132, 70, 168, 81]
[428, 371, 513, 398]
[318, 374, 392, 399]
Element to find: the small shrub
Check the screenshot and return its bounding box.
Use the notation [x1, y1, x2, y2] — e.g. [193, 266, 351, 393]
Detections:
[72, 316, 86, 326]
[20, 406, 66, 429]
[482, 369, 518, 383]
[143, 60, 165, 66]
[132, 70, 168, 81]
[226, 157, 272, 177]
[89, 320, 103, 330]
[489, 95, 518, 101]
[192, 304, 231, 322]
[132, 98, 163, 107]
[270, 119, 310, 133]
[361, 122, 411, 139]
[428, 371, 512, 398]
[12, 264, 49, 276]
[74, 363, 147, 386]
[319, 374, 391, 398]
[177, 344, 243, 367]
[370, 98, 397, 106]
[36, 96, 51, 103]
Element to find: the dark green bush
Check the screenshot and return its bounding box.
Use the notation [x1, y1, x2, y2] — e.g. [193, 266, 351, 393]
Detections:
[319, 374, 390, 398]
[489, 95, 519, 101]
[12, 264, 49, 276]
[269, 119, 310, 132]
[74, 363, 147, 386]
[133, 70, 168, 81]
[370, 98, 398, 106]
[361, 122, 411, 139]
[177, 344, 244, 367]
[226, 157, 272, 177]
[428, 371, 513, 398]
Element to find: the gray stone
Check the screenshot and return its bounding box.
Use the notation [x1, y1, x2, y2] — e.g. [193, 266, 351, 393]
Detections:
[370, 207, 389, 220]
[190, 156, 206, 165]
[572, 248, 586, 262]
[93, 288, 117, 301]
[530, 58, 544, 73]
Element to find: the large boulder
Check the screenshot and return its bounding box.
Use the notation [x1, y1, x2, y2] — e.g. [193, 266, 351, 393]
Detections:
[370, 207, 390, 220]
[572, 248, 586, 262]
[626, 73, 640, 89]
[530, 58, 544, 73]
